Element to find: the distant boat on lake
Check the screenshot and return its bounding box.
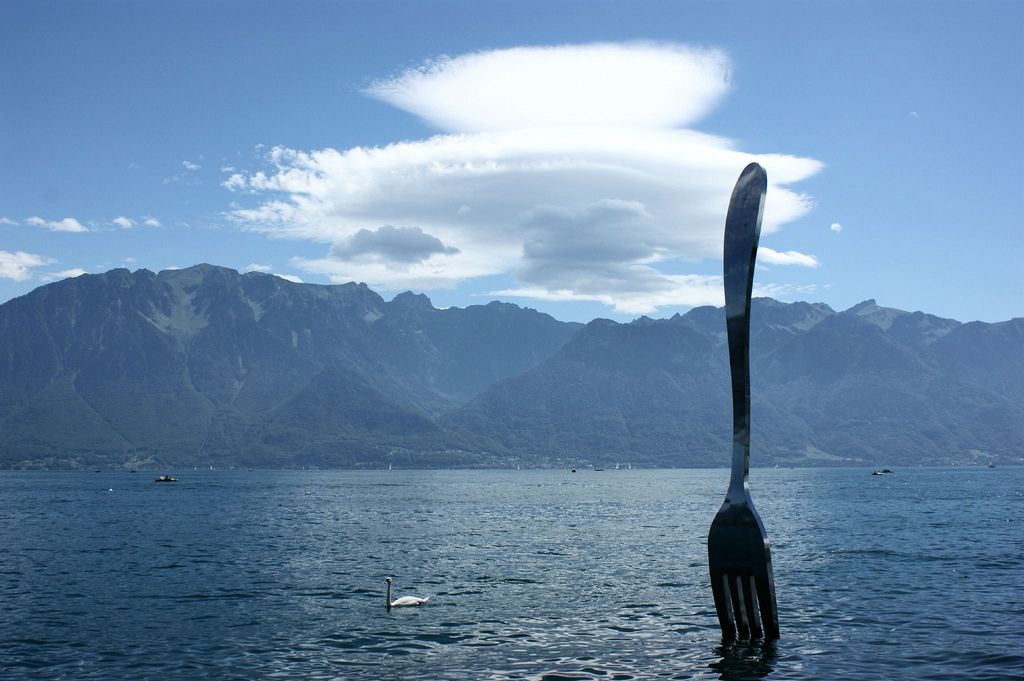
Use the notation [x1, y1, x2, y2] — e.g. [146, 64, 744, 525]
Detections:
[988, 461, 996, 468]
[154, 475, 178, 483]
[871, 468, 894, 476]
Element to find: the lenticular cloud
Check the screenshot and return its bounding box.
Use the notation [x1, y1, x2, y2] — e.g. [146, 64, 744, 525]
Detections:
[226, 42, 823, 314]
[365, 43, 731, 132]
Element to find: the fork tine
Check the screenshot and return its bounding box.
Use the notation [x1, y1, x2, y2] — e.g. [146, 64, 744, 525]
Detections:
[754, 569, 780, 640]
[712, 572, 737, 639]
[743, 575, 763, 639]
[729, 574, 750, 639]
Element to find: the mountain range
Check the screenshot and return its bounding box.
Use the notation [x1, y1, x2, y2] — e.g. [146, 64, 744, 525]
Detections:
[0, 264, 1020, 469]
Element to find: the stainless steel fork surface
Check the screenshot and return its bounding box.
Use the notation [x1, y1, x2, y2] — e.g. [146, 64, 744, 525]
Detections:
[707, 162, 780, 640]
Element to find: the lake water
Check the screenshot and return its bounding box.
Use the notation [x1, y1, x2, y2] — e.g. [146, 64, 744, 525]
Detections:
[1, 467, 1021, 680]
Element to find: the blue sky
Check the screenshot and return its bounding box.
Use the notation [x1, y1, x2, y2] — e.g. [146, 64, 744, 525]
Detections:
[1, 0, 1021, 323]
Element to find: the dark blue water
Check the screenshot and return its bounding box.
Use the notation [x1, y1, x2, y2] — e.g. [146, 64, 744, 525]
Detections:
[1, 467, 1021, 680]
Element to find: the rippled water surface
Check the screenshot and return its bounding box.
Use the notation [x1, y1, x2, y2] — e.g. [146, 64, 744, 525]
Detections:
[1, 467, 1022, 679]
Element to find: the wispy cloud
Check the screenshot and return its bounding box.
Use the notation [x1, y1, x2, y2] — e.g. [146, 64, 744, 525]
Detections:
[830, 222, 843, 233]
[25, 216, 89, 233]
[164, 160, 203, 185]
[754, 282, 819, 298]
[493, 274, 725, 315]
[274, 273, 303, 283]
[142, 216, 161, 227]
[113, 216, 135, 229]
[0, 250, 55, 281]
[54, 267, 88, 278]
[226, 42, 823, 314]
[243, 263, 272, 272]
[760, 247, 820, 268]
[0, 217, 17, 225]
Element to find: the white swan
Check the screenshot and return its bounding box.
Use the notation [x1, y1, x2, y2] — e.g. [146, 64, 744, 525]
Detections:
[385, 577, 429, 609]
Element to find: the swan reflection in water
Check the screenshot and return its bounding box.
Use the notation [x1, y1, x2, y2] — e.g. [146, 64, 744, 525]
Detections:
[709, 640, 777, 680]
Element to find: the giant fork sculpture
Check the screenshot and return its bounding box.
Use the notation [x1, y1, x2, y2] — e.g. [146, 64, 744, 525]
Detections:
[706, 162, 780, 640]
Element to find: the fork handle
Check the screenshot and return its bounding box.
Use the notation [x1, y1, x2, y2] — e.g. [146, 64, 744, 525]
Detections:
[723, 163, 767, 499]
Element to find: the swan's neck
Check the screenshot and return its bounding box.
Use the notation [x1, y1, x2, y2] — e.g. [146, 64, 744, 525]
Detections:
[386, 582, 392, 608]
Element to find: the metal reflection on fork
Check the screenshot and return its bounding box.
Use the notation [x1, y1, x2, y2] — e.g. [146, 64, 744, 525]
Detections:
[707, 162, 780, 640]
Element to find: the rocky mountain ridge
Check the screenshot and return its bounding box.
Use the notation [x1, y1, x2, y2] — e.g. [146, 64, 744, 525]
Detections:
[0, 265, 1020, 469]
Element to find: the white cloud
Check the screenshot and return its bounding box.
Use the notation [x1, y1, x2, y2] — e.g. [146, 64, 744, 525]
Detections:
[25, 216, 88, 233]
[55, 268, 88, 278]
[113, 216, 135, 229]
[244, 263, 273, 272]
[142, 216, 161, 227]
[222, 173, 248, 192]
[165, 163, 202, 184]
[0, 217, 17, 225]
[274, 273, 303, 283]
[830, 222, 842, 232]
[494, 274, 725, 315]
[754, 282, 819, 299]
[0, 250, 55, 281]
[759, 247, 820, 268]
[365, 42, 731, 133]
[227, 42, 823, 314]
[123, 256, 137, 263]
